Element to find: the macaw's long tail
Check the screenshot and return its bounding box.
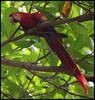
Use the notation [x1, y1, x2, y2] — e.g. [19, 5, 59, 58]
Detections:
[44, 31, 88, 94]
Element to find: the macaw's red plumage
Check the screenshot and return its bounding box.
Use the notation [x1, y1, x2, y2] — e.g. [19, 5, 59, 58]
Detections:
[9, 12, 88, 94]
[9, 12, 47, 32]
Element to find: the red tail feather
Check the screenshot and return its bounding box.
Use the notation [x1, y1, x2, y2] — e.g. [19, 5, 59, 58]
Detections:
[77, 73, 88, 94]
[45, 32, 88, 94]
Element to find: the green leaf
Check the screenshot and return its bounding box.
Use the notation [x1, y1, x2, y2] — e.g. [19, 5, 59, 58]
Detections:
[48, 53, 59, 66]
[53, 92, 64, 99]
[34, 37, 49, 50]
[6, 80, 22, 98]
[33, 76, 41, 86]
[13, 38, 35, 49]
[70, 3, 81, 18]
[1, 44, 14, 55]
[82, 21, 94, 36]
[79, 56, 94, 74]
[68, 22, 93, 57]
[2, 7, 18, 38]
[69, 22, 88, 35]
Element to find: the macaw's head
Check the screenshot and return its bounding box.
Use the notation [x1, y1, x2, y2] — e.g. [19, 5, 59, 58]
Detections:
[9, 11, 47, 23]
[9, 12, 47, 31]
[9, 12, 22, 23]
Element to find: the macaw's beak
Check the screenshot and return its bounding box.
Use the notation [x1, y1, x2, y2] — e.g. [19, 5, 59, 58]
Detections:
[9, 16, 14, 24]
[9, 16, 18, 24]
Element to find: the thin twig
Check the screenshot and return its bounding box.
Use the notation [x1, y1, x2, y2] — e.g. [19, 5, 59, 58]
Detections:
[32, 72, 93, 99]
[77, 1, 94, 8]
[43, 1, 49, 9]
[36, 51, 51, 62]
[32, 89, 57, 97]
[74, 1, 92, 12]
[22, 71, 36, 98]
[77, 52, 94, 64]
[9, 25, 21, 39]
[29, 1, 34, 13]
[1, 34, 25, 47]
[44, 72, 58, 80]
[1, 91, 16, 99]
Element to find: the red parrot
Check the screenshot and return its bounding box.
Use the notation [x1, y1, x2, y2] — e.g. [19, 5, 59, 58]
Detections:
[9, 12, 88, 94]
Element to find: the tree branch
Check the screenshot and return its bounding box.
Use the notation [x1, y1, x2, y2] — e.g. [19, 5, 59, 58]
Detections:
[46, 12, 94, 26]
[1, 57, 94, 82]
[1, 34, 25, 47]
[1, 12, 94, 47]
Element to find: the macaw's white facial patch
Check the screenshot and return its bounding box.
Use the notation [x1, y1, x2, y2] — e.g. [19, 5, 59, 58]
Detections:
[13, 14, 21, 22]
